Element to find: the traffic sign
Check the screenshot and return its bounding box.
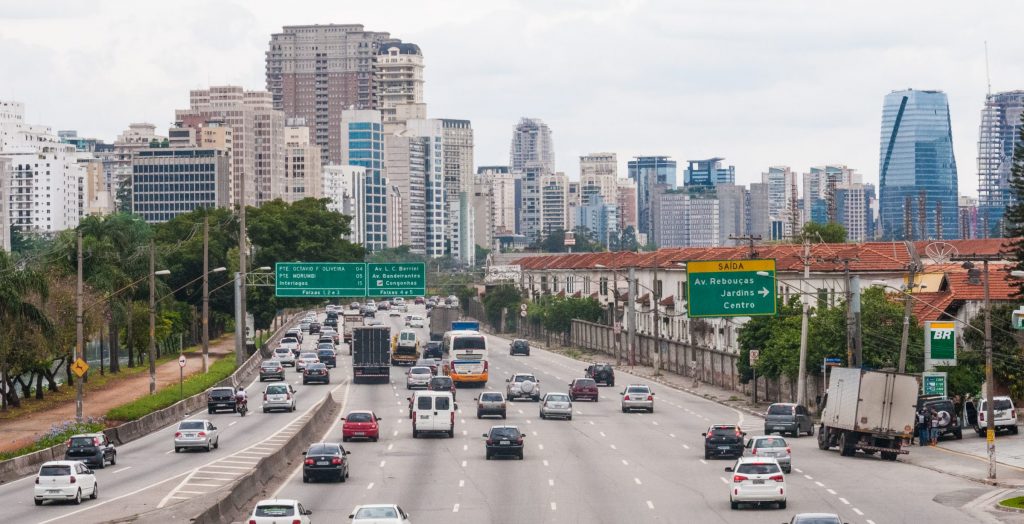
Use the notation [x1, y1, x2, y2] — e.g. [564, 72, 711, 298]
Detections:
[178, 354, 187, 368]
[520, 303, 528, 312]
[922, 371, 948, 398]
[925, 321, 956, 370]
[71, 358, 89, 377]
[1013, 307, 1024, 330]
[749, 350, 760, 366]
[366, 263, 426, 297]
[824, 357, 842, 365]
[686, 259, 777, 318]
[613, 322, 622, 335]
[276, 262, 366, 297]
[520, 310, 527, 318]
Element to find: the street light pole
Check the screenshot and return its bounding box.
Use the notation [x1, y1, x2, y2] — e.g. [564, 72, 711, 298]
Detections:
[202, 216, 210, 373]
[237, 173, 247, 367]
[75, 229, 84, 422]
[897, 262, 918, 373]
[627, 265, 637, 367]
[148, 240, 157, 394]
[796, 239, 810, 407]
[983, 259, 995, 481]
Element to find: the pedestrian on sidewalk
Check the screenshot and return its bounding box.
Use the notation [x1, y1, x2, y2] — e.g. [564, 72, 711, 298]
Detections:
[929, 407, 940, 446]
[919, 408, 931, 447]
[914, 408, 926, 445]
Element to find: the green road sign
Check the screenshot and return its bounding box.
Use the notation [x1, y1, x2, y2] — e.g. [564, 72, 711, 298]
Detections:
[367, 263, 426, 297]
[925, 321, 956, 369]
[686, 259, 776, 318]
[922, 371, 948, 398]
[275, 262, 365, 297]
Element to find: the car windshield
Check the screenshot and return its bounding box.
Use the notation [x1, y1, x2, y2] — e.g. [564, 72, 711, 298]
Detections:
[627, 386, 649, 394]
[991, 399, 1014, 410]
[490, 427, 520, 439]
[255, 505, 295, 517]
[513, 340, 528, 348]
[40, 465, 72, 476]
[348, 412, 373, 422]
[755, 437, 788, 448]
[267, 385, 288, 394]
[299, 353, 317, 359]
[179, 421, 205, 430]
[317, 349, 333, 355]
[430, 378, 452, 388]
[410, 367, 431, 374]
[481, 393, 503, 401]
[594, 365, 612, 372]
[282, 338, 297, 344]
[274, 348, 289, 354]
[426, 342, 440, 349]
[793, 518, 842, 524]
[574, 379, 596, 387]
[546, 394, 570, 402]
[355, 507, 398, 519]
[69, 437, 97, 447]
[307, 364, 325, 370]
[452, 336, 486, 350]
[768, 404, 795, 415]
[711, 427, 739, 436]
[307, 444, 339, 456]
[261, 362, 280, 368]
[514, 375, 535, 382]
[736, 463, 781, 475]
[318, 344, 334, 350]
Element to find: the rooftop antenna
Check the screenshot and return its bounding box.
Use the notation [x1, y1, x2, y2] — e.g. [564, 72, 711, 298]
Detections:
[985, 41, 992, 96]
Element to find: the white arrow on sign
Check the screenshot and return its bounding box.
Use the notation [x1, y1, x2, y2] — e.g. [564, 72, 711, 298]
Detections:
[178, 355, 187, 368]
[758, 287, 769, 297]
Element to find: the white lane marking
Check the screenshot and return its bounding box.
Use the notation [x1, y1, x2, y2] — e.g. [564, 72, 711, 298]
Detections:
[518, 409, 524, 414]
[588, 420, 594, 425]
[826, 488, 837, 495]
[793, 467, 803, 473]
[388, 443, 394, 451]
[815, 481, 825, 487]
[653, 421, 659, 426]
[548, 479, 554, 486]
[610, 444, 617, 450]
[699, 459, 707, 465]
[462, 430, 468, 436]
[622, 459, 629, 466]
[112, 466, 133, 474]
[526, 419, 532, 424]
[682, 444, 690, 450]
[380, 460, 386, 468]
[804, 474, 813, 480]
[867, 520, 877, 524]
[453, 503, 460, 513]
[393, 430, 399, 436]
[36, 469, 191, 524]
[719, 477, 729, 484]
[532, 431, 538, 436]
[538, 444, 544, 450]
[646, 500, 655, 510]
[551, 502, 557, 511]
[543, 460, 549, 466]
[634, 477, 642, 485]
[229, 421, 238, 427]
[367, 482, 375, 490]
[459, 479, 465, 487]
[600, 431, 606, 437]
[669, 433, 676, 438]
[839, 497, 850, 505]
[461, 460, 467, 467]
[853, 508, 864, 516]
[463, 444, 468, 451]
[165, 450, 174, 455]
[461, 419, 466, 424]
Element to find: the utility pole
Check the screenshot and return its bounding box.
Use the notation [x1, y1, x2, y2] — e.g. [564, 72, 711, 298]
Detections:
[653, 264, 661, 374]
[627, 265, 637, 367]
[75, 229, 84, 422]
[729, 234, 762, 259]
[202, 216, 210, 373]
[796, 238, 810, 407]
[897, 261, 919, 373]
[148, 240, 157, 394]
[237, 172, 247, 367]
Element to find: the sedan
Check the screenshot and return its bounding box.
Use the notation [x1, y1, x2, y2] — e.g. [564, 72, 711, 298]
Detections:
[569, 378, 599, 401]
[34, 461, 98, 505]
[476, 391, 507, 419]
[745, 435, 792, 473]
[407, 315, 425, 328]
[259, 360, 285, 382]
[174, 419, 219, 452]
[620, 384, 654, 413]
[316, 348, 337, 368]
[788, 514, 846, 524]
[295, 352, 319, 372]
[349, 504, 412, 523]
[725, 457, 787, 510]
[273, 347, 296, 367]
[250, 499, 313, 524]
[343, 410, 381, 442]
[302, 442, 350, 483]
[539, 392, 573, 420]
[263, 383, 297, 412]
[405, 366, 433, 389]
[483, 425, 525, 460]
[415, 358, 439, 375]
[303, 363, 330, 385]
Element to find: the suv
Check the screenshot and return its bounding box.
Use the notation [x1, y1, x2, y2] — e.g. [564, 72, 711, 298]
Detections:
[965, 396, 1018, 436]
[64, 433, 117, 468]
[423, 341, 443, 359]
[509, 339, 530, 356]
[285, 328, 303, 344]
[483, 425, 525, 460]
[274, 346, 296, 367]
[585, 363, 615, 386]
[918, 395, 962, 440]
[506, 373, 541, 401]
[703, 424, 746, 459]
[725, 457, 787, 510]
[308, 321, 321, 334]
[207, 387, 238, 413]
[476, 391, 507, 419]
[569, 378, 599, 401]
[428, 376, 457, 400]
[764, 403, 814, 438]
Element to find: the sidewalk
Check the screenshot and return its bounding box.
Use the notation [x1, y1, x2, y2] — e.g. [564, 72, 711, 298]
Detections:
[902, 433, 1024, 489]
[0, 336, 234, 453]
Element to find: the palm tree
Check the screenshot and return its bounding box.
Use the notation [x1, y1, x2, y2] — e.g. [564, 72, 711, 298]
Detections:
[0, 249, 53, 409]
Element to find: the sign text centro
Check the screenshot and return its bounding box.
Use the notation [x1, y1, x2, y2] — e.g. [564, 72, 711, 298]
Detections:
[686, 259, 777, 318]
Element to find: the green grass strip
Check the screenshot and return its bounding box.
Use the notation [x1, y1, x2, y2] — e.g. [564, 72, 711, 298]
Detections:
[0, 420, 106, 461]
[105, 357, 237, 422]
[1000, 496, 1024, 509]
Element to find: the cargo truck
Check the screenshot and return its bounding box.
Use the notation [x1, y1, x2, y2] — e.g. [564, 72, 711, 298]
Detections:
[342, 310, 364, 352]
[429, 306, 462, 341]
[391, 329, 421, 366]
[816, 367, 918, 461]
[352, 326, 391, 384]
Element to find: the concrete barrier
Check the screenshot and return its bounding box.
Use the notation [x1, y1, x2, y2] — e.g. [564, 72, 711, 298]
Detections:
[0, 313, 299, 485]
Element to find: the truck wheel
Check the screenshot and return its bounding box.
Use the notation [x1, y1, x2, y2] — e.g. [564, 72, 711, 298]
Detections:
[777, 501, 786, 510]
[816, 426, 829, 450]
[839, 432, 855, 457]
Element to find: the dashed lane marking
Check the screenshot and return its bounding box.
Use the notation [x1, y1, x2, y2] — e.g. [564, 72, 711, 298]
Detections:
[543, 460, 549, 466]
[459, 480, 465, 487]
[380, 460, 386, 467]
[549, 479, 554, 486]
[804, 474, 813, 480]
[462, 460, 467, 467]
[853, 508, 864, 516]
[622, 460, 629, 466]
[826, 489, 837, 495]
[699, 459, 707, 465]
[453, 504, 460, 513]
[682, 444, 690, 450]
[112, 467, 132, 474]
[551, 502, 557, 511]
[719, 477, 729, 484]
[610, 444, 617, 450]
[646, 500, 655, 510]
[815, 481, 825, 487]
[634, 477, 642, 485]
[367, 482, 375, 490]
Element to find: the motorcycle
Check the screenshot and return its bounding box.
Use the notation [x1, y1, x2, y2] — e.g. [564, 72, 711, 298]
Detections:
[237, 398, 248, 417]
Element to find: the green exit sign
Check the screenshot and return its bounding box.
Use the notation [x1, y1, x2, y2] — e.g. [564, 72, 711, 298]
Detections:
[686, 259, 777, 318]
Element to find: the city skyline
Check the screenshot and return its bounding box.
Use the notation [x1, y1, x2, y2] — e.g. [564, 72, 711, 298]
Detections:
[4, 1, 1024, 199]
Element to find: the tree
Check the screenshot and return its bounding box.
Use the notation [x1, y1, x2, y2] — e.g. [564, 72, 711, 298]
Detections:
[0, 250, 54, 409]
[963, 304, 1024, 399]
[527, 295, 604, 334]
[537, 228, 603, 253]
[798, 222, 847, 244]
[474, 244, 490, 266]
[1004, 112, 1024, 296]
[737, 297, 801, 383]
[482, 285, 521, 330]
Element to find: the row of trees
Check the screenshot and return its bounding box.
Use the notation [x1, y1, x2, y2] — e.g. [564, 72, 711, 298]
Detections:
[1, 198, 362, 409]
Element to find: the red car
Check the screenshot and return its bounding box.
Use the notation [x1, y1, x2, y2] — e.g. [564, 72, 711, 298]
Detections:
[342, 410, 381, 442]
[569, 378, 599, 401]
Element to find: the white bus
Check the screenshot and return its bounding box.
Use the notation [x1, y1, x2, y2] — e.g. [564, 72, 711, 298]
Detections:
[441, 330, 488, 385]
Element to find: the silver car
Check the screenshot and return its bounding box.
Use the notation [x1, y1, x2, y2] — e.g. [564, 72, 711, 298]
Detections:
[274, 346, 296, 367]
[539, 392, 573, 420]
[406, 366, 433, 390]
[506, 373, 541, 401]
[174, 419, 219, 452]
[620, 384, 654, 413]
[296, 352, 319, 372]
[263, 383, 297, 412]
[745, 435, 792, 473]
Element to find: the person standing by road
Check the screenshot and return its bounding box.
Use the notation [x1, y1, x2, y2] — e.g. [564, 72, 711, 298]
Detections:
[929, 408, 941, 446]
[919, 408, 931, 447]
[914, 408, 926, 445]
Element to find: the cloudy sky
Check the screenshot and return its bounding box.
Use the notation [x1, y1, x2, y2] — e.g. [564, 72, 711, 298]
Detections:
[2, 0, 1023, 197]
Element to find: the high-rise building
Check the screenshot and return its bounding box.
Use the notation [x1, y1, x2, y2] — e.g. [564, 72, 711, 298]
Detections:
[684, 157, 735, 187]
[176, 86, 285, 206]
[579, 152, 617, 178]
[471, 176, 494, 252]
[977, 90, 1024, 237]
[280, 120, 323, 203]
[323, 165, 366, 243]
[628, 156, 677, 239]
[959, 194, 980, 240]
[0, 157, 9, 251]
[575, 195, 618, 247]
[441, 119, 473, 263]
[509, 118, 554, 173]
[802, 165, 860, 225]
[341, 109, 387, 251]
[579, 152, 618, 208]
[878, 89, 960, 240]
[616, 178, 637, 231]
[375, 42, 426, 130]
[761, 166, 799, 240]
[266, 24, 395, 165]
[833, 183, 872, 242]
[540, 173, 569, 237]
[717, 184, 747, 246]
[401, 119, 446, 257]
[518, 165, 544, 243]
[384, 134, 426, 251]
[130, 148, 230, 223]
[479, 166, 518, 237]
[652, 188, 719, 248]
[565, 181, 581, 231]
[747, 182, 771, 242]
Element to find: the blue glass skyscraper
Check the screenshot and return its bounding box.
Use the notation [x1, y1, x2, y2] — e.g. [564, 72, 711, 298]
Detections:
[341, 109, 387, 251]
[878, 89, 960, 240]
[628, 156, 676, 239]
[978, 91, 1024, 237]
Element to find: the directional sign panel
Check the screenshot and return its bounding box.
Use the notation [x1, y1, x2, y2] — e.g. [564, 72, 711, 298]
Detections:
[686, 259, 776, 318]
[366, 263, 426, 297]
[275, 262, 366, 297]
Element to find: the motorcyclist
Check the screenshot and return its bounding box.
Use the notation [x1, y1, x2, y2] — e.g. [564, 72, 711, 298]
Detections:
[235, 387, 248, 411]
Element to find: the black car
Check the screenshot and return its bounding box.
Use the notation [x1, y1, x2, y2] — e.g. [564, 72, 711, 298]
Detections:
[423, 341, 443, 360]
[429, 376, 456, 400]
[484, 425, 525, 460]
[207, 386, 238, 413]
[585, 363, 615, 386]
[703, 424, 745, 459]
[302, 442, 350, 483]
[64, 433, 117, 468]
[317, 348, 337, 368]
[303, 363, 330, 384]
[259, 361, 285, 382]
[309, 322, 322, 334]
[509, 339, 531, 356]
[917, 395, 962, 440]
[324, 317, 338, 328]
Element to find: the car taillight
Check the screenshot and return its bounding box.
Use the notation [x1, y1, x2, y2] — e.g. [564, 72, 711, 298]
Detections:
[331, 457, 342, 465]
[249, 520, 257, 524]
[94, 437, 100, 446]
[770, 474, 784, 482]
[624, 396, 630, 401]
[65, 439, 71, 447]
[198, 432, 206, 437]
[486, 439, 493, 445]
[286, 394, 291, 400]
[516, 436, 524, 444]
[1013, 410, 1017, 419]
[69, 475, 76, 484]
[980, 412, 985, 421]
[484, 361, 489, 370]
[785, 447, 791, 454]
[735, 430, 742, 438]
[305, 458, 314, 465]
[263, 394, 268, 401]
[292, 520, 301, 524]
[647, 395, 653, 401]
[732, 475, 747, 483]
[175, 432, 182, 438]
[751, 448, 757, 455]
[451, 411, 455, 425]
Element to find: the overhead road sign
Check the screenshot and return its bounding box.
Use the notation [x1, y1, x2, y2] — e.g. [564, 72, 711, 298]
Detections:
[275, 262, 425, 298]
[686, 259, 777, 318]
[366, 263, 426, 297]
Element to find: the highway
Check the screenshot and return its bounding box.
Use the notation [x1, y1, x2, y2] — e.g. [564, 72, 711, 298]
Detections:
[0, 319, 338, 524]
[273, 304, 993, 524]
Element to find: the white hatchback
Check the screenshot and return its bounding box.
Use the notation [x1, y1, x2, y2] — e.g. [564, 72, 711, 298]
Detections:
[274, 346, 296, 366]
[250, 499, 312, 524]
[34, 460, 98, 505]
[350, 504, 412, 523]
[725, 457, 786, 510]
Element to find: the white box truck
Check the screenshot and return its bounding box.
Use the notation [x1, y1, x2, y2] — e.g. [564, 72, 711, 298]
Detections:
[816, 367, 918, 461]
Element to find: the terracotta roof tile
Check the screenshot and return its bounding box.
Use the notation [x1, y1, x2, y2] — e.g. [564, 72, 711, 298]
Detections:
[660, 295, 675, 308]
[909, 292, 956, 324]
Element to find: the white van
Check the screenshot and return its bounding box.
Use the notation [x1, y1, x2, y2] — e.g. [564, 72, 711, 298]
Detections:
[411, 391, 457, 438]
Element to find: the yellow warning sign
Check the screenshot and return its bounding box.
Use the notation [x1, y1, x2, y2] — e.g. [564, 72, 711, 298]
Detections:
[71, 358, 90, 377]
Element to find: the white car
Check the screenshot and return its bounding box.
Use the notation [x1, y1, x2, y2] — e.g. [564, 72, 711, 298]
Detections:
[725, 457, 786, 510]
[406, 315, 425, 328]
[263, 383, 297, 412]
[296, 352, 319, 372]
[506, 373, 541, 401]
[34, 460, 98, 505]
[349, 504, 412, 523]
[251, 499, 312, 524]
[279, 337, 300, 354]
[273, 346, 296, 367]
[174, 419, 220, 452]
[406, 367, 433, 389]
[285, 328, 303, 344]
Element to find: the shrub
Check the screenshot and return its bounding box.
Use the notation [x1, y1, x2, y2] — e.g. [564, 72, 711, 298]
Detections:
[106, 357, 237, 421]
[0, 419, 106, 461]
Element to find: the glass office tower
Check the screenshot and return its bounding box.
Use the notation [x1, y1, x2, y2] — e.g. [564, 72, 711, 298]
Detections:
[627, 156, 677, 239]
[978, 90, 1024, 238]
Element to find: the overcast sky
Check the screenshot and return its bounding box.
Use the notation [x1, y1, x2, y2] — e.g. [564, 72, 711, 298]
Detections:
[3, 0, 1023, 197]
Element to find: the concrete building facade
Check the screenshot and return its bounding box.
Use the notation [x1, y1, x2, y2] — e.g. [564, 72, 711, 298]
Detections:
[282, 120, 323, 202]
[761, 166, 799, 240]
[539, 172, 569, 237]
[376, 42, 426, 130]
[130, 148, 230, 223]
[480, 166, 518, 238]
[510, 118, 554, 173]
[441, 119, 473, 263]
